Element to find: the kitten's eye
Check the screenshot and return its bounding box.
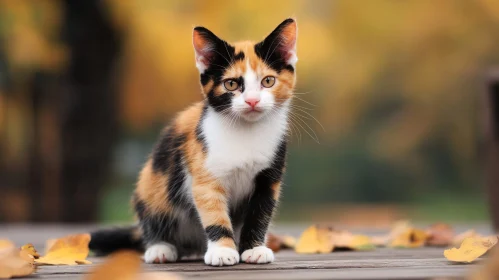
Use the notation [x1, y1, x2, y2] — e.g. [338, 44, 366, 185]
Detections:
[223, 79, 239, 91]
[261, 76, 276, 88]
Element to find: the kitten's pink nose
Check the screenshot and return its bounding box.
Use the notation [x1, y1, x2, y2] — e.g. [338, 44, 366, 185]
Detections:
[245, 98, 260, 109]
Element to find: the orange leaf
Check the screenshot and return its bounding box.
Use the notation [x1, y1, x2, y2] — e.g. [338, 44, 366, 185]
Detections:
[444, 236, 498, 263]
[21, 243, 40, 259]
[86, 250, 141, 280]
[35, 233, 92, 266]
[295, 225, 334, 254]
[425, 223, 454, 247]
[390, 228, 427, 248]
[0, 248, 35, 279]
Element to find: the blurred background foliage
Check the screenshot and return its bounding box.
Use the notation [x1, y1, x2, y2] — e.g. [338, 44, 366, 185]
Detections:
[1, 0, 498, 224]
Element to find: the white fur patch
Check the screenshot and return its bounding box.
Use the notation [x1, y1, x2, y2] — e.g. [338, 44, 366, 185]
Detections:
[204, 241, 239, 266]
[201, 101, 289, 202]
[241, 246, 275, 264]
[144, 242, 178, 263]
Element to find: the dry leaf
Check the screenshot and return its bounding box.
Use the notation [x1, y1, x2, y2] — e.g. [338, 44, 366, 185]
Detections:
[333, 233, 375, 251]
[369, 220, 412, 247]
[35, 233, 92, 265]
[390, 228, 427, 248]
[426, 223, 454, 247]
[281, 235, 297, 249]
[453, 230, 481, 247]
[266, 232, 282, 252]
[21, 243, 40, 259]
[44, 239, 57, 255]
[295, 225, 334, 254]
[0, 248, 35, 279]
[266, 233, 297, 252]
[86, 250, 141, 280]
[86, 250, 182, 280]
[444, 236, 498, 263]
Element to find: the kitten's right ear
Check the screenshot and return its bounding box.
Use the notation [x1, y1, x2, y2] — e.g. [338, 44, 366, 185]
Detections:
[193, 27, 223, 73]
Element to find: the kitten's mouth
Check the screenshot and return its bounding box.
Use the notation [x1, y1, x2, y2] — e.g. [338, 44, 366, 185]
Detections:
[244, 108, 262, 114]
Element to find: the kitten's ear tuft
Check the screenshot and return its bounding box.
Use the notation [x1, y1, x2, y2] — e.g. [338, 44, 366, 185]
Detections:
[193, 27, 222, 73]
[261, 18, 298, 66]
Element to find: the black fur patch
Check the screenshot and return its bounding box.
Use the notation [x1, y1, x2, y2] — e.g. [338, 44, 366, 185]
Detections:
[207, 90, 233, 113]
[254, 18, 295, 73]
[152, 127, 185, 173]
[239, 138, 287, 252]
[167, 138, 192, 210]
[196, 104, 208, 152]
[89, 226, 143, 256]
[205, 225, 235, 242]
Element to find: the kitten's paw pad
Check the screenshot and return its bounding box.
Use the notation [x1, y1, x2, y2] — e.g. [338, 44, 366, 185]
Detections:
[241, 246, 275, 264]
[204, 246, 239, 266]
[144, 242, 178, 264]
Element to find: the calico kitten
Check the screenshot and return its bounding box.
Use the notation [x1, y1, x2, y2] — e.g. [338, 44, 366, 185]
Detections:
[89, 18, 297, 266]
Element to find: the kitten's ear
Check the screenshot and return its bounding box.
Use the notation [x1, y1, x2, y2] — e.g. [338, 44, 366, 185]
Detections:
[260, 18, 298, 66]
[193, 27, 224, 73]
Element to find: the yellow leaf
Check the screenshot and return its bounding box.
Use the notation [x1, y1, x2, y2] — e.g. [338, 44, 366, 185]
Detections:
[35, 233, 91, 266]
[452, 229, 480, 247]
[86, 250, 141, 280]
[390, 228, 427, 248]
[44, 239, 57, 254]
[0, 248, 35, 279]
[21, 243, 40, 258]
[444, 236, 498, 263]
[282, 235, 297, 249]
[295, 225, 334, 254]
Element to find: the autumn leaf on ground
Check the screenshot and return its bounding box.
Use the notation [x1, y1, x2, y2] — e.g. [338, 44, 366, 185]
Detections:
[21, 243, 40, 259]
[426, 223, 455, 247]
[453, 230, 481, 247]
[0, 247, 35, 279]
[444, 236, 498, 263]
[370, 220, 413, 247]
[390, 228, 427, 248]
[332, 232, 375, 251]
[295, 225, 334, 254]
[35, 233, 92, 265]
[86, 250, 182, 280]
[267, 233, 297, 252]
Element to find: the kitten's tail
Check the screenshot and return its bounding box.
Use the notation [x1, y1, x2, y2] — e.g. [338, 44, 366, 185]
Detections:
[89, 225, 144, 256]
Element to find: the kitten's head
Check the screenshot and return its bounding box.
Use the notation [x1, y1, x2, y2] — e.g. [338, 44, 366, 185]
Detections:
[193, 19, 297, 122]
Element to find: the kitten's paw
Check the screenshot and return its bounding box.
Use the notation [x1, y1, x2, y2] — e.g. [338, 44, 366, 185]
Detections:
[204, 244, 239, 266]
[241, 246, 275, 264]
[144, 242, 178, 264]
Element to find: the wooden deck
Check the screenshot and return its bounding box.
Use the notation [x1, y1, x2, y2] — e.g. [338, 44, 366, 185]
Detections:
[0, 224, 490, 279]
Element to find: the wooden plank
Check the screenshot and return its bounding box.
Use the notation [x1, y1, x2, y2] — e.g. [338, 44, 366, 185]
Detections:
[0, 225, 488, 279]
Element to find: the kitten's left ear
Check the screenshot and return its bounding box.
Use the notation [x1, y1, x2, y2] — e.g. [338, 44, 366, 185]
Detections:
[193, 27, 224, 73]
[259, 18, 298, 67]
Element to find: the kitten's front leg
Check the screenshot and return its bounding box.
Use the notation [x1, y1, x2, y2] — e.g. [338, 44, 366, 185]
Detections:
[239, 174, 281, 264]
[192, 176, 239, 266]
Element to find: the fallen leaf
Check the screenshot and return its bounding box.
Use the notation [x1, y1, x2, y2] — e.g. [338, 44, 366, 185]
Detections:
[86, 250, 182, 280]
[390, 228, 427, 248]
[444, 236, 498, 263]
[453, 230, 481, 247]
[426, 223, 454, 247]
[0, 248, 35, 279]
[266, 233, 282, 252]
[369, 220, 413, 247]
[282, 235, 297, 249]
[21, 243, 40, 259]
[44, 239, 57, 255]
[295, 225, 334, 254]
[86, 250, 141, 280]
[35, 233, 92, 265]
